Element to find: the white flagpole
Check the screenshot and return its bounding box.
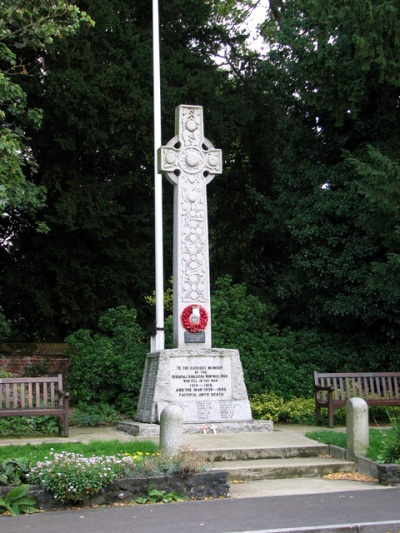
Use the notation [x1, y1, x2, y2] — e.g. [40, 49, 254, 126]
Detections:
[152, 0, 165, 351]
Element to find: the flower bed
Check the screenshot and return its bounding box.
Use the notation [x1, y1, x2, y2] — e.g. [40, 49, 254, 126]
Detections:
[0, 447, 230, 513]
[27, 471, 230, 510]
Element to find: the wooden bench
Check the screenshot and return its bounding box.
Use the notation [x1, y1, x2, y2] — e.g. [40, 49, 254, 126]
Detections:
[0, 374, 70, 436]
[313, 371, 400, 427]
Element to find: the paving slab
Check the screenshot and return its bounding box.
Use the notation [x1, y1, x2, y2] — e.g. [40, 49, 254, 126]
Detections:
[0, 423, 328, 452]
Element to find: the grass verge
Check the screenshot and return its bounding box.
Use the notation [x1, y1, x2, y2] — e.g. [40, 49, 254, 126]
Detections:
[305, 429, 386, 461]
[0, 439, 158, 463]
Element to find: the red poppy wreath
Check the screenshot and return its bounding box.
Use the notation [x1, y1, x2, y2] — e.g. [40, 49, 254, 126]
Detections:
[181, 305, 208, 333]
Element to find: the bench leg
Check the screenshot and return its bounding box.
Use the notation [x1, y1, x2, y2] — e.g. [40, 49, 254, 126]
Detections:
[63, 411, 69, 437]
[328, 409, 334, 428]
[328, 395, 334, 427]
[58, 413, 69, 437]
[61, 396, 69, 437]
[315, 405, 321, 426]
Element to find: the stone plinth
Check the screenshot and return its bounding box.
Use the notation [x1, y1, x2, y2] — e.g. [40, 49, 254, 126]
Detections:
[118, 419, 273, 437]
[136, 348, 252, 424]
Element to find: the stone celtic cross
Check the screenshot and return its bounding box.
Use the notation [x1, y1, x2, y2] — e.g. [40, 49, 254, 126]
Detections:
[158, 105, 222, 348]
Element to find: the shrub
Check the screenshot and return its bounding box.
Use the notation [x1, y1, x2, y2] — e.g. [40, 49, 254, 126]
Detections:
[66, 306, 147, 409]
[23, 360, 51, 377]
[211, 277, 327, 398]
[378, 414, 400, 464]
[0, 368, 12, 378]
[28, 451, 127, 503]
[250, 392, 315, 424]
[70, 402, 121, 427]
[211, 276, 400, 399]
[0, 307, 12, 343]
[0, 416, 59, 437]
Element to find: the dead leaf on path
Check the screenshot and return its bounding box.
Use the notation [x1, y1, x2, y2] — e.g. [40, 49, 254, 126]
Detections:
[323, 472, 377, 483]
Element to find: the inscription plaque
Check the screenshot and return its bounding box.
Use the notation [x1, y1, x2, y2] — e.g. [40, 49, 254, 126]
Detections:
[184, 332, 206, 343]
[170, 356, 231, 400]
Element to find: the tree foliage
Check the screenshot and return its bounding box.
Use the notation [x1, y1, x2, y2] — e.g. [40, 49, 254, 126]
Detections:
[245, 0, 400, 351]
[0, 0, 237, 339]
[0, 0, 93, 216]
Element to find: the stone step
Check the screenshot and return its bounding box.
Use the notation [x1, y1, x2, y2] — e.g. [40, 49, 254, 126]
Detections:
[198, 444, 330, 462]
[210, 456, 356, 481]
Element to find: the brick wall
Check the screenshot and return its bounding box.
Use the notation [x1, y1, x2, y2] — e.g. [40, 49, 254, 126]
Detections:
[0, 343, 71, 377]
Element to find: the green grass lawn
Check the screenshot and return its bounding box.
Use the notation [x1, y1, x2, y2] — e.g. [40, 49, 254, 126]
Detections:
[305, 428, 386, 462]
[0, 439, 159, 463]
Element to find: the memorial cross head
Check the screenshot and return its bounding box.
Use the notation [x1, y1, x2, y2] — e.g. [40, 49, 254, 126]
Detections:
[158, 105, 222, 186]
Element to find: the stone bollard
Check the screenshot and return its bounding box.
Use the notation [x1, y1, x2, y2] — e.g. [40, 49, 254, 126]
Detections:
[160, 405, 183, 457]
[346, 397, 369, 461]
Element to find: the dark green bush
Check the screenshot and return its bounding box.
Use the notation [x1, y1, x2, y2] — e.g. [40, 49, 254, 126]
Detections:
[0, 307, 11, 342]
[378, 414, 400, 464]
[0, 416, 59, 436]
[66, 306, 147, 410]
[70, 402, 121, 427]
[212, 277, 328, 398]
[0, 368, 12, 378]
[23, 360, 51, 377]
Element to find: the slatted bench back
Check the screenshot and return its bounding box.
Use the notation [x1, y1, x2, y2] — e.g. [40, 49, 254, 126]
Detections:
[314, 372, 400, 402]
[0, 375, 65, 410]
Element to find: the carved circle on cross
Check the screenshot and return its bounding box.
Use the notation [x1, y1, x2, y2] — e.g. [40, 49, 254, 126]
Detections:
[179, 147, 205, 174]
[186, 119, 197, 132]
[161, 136, 219, 186]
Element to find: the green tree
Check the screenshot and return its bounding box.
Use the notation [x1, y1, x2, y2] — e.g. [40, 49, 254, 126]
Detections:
[347, 146, 400, 305]
[0, 0, 93, 216]
[0, 0, 241, 340]
[249, 0, 400, 353]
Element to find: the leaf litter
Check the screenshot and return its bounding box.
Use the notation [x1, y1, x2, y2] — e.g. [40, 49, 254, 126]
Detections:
[323, 472, 377, 482]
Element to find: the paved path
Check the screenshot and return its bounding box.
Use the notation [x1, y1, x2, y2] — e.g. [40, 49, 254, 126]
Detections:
[1, 488, 400, 533]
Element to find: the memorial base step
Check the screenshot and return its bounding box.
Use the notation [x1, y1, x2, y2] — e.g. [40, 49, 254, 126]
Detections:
[210, 456, 356, 481]
[117, 419, 273, 437]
